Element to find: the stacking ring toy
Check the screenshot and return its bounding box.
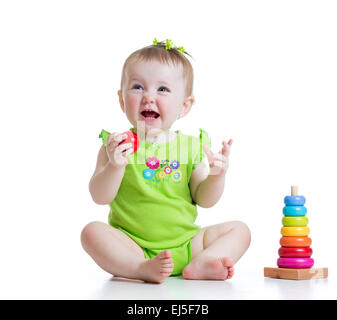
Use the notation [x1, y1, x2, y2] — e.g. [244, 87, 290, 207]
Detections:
[278, 247, 313, 258]
[281, 226, 309, 236]
[282, 216, 308, 227]
[284, 195, 306, 206]
[283, 206, 307, 216]
[280, 236, 312, 247]
[277, 257, 314, 269]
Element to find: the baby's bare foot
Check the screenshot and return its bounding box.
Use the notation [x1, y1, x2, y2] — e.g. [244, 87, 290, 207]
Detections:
[182, 257, 234, 280]
[138, 250, 174, 283]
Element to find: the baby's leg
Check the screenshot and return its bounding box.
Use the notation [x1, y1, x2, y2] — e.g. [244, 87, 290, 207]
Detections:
[183, 221, 251, 280]
[81, 221, 174, 283]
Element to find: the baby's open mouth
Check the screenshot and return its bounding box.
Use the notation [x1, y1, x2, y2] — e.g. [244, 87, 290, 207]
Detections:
[141, 110, 160, 119]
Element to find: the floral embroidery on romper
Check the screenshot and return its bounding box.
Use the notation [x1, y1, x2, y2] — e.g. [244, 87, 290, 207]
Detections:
[143, 157, 182, 185]
[146, 157, 160, 169]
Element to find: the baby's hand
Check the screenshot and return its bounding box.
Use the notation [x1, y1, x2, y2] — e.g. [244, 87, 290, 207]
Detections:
[203, 139, 233, 177]
[106, 132, 134, 168]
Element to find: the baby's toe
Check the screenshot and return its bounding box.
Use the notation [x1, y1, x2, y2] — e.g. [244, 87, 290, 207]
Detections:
[221, 257, 234, 267]
[161, 266, 173, 273]
[228, 267, 234, 278]
[159, 250, 172, 259]
[161, 257, 173, 264]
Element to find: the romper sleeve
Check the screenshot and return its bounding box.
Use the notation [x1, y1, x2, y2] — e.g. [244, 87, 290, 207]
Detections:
[98, 129, 111, 146]
[191, 128, 211, 170]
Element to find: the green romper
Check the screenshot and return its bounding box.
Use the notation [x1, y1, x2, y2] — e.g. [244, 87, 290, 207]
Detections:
[107, 128, 211, 275]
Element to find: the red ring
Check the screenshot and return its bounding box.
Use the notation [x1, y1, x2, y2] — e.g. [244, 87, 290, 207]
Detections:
[278, 247, 313, 258]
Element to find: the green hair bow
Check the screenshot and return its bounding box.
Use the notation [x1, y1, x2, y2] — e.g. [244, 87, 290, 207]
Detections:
[152, 38, 186, 55]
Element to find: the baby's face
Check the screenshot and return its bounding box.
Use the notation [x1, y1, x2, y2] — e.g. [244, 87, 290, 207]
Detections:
[119, 60, 189, 133]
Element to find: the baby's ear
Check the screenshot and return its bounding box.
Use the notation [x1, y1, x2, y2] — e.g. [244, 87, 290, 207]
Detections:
[118, 90, 125, 113]
[180, 95, 194, 118]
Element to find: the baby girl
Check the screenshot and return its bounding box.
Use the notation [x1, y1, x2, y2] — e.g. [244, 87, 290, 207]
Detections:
[81, 39, 251, 283]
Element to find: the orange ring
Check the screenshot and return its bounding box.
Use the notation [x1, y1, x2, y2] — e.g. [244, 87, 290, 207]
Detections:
[280, 236, 312, 247]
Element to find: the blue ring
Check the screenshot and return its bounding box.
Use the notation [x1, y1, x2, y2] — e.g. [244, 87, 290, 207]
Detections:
[284, 195, 306, 206]
[283, 206, 307, 216]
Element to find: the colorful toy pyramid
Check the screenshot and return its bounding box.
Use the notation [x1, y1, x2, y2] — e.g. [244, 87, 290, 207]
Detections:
[264, 186, 328, 280]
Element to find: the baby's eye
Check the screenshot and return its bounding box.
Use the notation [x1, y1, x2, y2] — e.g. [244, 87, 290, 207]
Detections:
[132, 84, 143, 90]
[158, 86, 170, 93]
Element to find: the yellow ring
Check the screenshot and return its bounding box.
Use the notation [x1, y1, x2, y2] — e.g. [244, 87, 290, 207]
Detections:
[281, 226, 310, 237]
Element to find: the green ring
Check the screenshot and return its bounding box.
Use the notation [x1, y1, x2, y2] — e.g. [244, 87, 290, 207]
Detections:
[282, 216, 308, 227]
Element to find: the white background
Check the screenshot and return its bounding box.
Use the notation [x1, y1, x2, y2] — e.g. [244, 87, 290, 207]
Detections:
[0, 0, 336, 299]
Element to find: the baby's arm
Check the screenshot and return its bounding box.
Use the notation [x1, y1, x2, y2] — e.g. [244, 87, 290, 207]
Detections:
[189, 140, 232, 208]
[89, 132, 133, 205]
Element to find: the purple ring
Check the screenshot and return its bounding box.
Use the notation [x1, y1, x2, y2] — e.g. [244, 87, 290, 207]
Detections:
[277, 257, 314, 269]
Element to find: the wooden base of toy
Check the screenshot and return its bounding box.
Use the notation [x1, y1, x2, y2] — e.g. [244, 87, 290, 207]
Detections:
[264, 267, 328, 280]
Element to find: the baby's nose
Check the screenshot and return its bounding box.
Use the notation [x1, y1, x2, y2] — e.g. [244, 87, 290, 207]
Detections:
[142, 92, 155, 104]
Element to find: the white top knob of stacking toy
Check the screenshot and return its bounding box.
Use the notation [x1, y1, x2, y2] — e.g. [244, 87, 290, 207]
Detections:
[291, 185, 299, 196]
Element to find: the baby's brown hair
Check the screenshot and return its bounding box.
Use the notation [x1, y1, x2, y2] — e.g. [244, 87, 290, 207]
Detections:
[120, 41, 194, 97]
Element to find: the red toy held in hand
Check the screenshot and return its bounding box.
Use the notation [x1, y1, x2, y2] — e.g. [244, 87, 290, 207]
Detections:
[99, 129, 140, 154]
[119, 131, 140, 154]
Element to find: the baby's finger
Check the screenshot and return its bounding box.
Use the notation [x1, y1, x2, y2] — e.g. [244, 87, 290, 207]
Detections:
[116, 133, 128, 142]
[108, 136, 122, 152]
[106, 132, 117, 145]
[107, 132, 122, 146]
[213, 160, 226, 169]
[113, 146, 133, 165]
[213, 153, 226, 161]
[222, 139, 233, 146]
[221, 140, 232, 157]
[107, 132, 128, 146]
[115, 142, 132, 154]
[122, 147, 134, 157]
